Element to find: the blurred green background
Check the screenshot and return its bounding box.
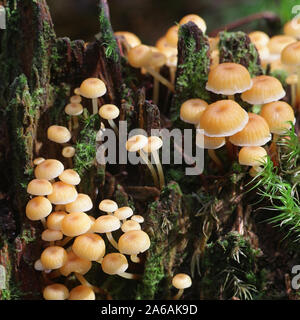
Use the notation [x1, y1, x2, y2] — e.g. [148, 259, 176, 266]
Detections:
[47, 0, 298, 43]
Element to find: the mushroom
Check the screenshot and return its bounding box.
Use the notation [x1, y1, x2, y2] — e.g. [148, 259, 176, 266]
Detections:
[114, 31, 141, 53]
[27, 179, 53, 196]
[70, 95, 82, 104]
[267, 35, 296, 63]
[180, 98, 208, 125]
[179, 14, 207, 33]
[40, 246, 68, 270]
[118, 230, 150, 263]
[43, 284, 70, 300]
[127, 44, 174, 92]
[61, 212, 92, 238]
[41, 229, 63, 245]
[284, 17, 300, 40]
[59, 250, 92, 278]
[47, 181, 78, 205]
[26, 196, 52, 228]
[64, 102, 83, 130]
[72, 233, 106, 262]
[59, 169, 81, 186]
[172, 273, 192, 300]
[126, 135, 159, 188]
[248, 31, 270, 49]
[47, 125, 72, 144]
[165, 25, 179, 47]
[121, 220, 141, 233]
[65, 193, 93, 213]
[99, 199, 118, 215]
[166, 54, 177, 85]
[101, 253, 140, 280]
[113, 206, 134, 223]
[34, 159, 64, 181]
[46, 211, 67, 231]
[142, 136, 165, 189]
[33, 157, 45, 166]
[61, 146, 76, 167]
[238, 146, 267, 174]
[98, 104, 120, 134]
[68, 285, 95, 300]
[205, 63, 252, 100]
[79, 78, 107, 115]
[156, 36, 177, 58]
[131, 215, 144, 224]
[92, 215, 121, 250]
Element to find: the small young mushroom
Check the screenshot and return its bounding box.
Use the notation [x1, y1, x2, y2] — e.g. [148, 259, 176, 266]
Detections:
[205, 63, 252, 100]
[34, 159, 64, 181]
[47, 125, 72, 144]
[126, 135, 159, 188]
[43, 284, 70, 300]
[65, 193, 93, 213]
[118, 230, 150, 263]
[267, 35, 296, 62]
[33, 157, 45, 166]
[79, 78, 107, 115]
[238, 146, 267, 173]
[26, 196, 52, 228]
[180, 98, 208, 125]
[156, 36, 177, 58]
[65, 103, 83, 130]
[284, 17, 300, 39]
[131, 215, 144, 224]
[47, 181, 78, 205]
[92, 215, 121, 250]
[142, 136, 165, 189]
[46, 211, 67, 231]
[59, 169, 81, 186]
[98, 104, 120, 134]
[121, 220, 141, 233]
[59, 250, 92, 277]
[72, 233, 106, 262]
[165, 25, 179, 47]
[41, 229, 63, 243]
[113, 206, 134, 223]
[40, 246, 68, 270]
[101, 253, 140, 280]
[27, 179, 53, 196]
[61, 212, 92, 237]
[99, 199, 118, 215]
[179, 14, 207, 33]
[172, 273, 192, 300]
[70, 95, 82, 104]
[114, 31, 141, 51]
[68, 285, 95, 300]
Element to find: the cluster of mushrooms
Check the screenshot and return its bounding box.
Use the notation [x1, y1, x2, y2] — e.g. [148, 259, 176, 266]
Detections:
[25, 77, 189, 300]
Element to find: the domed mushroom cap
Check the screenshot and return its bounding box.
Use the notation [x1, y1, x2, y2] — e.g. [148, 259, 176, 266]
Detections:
[113, 206, 134, 220]
[179, 14, 206, 33]
[180, 99, 208, 124]
[27, 179, 53, 196]
[26, 196, 52, 221]
[59, 251, 92, 277]
[92, 215, 121, 233]
[156, 36, 177, 57]
[101, 253, 129, 275]
[238, 146, 267, 167]
[126, 135, 148, 152]
[142, 136, 163, 153]
[172, 273, 192, 289]
[59, 169, 81, 186]
[131, 215, 144, 224]
[98, 104, 120, 120]
[70, 95, 82, 104]
[47, 125, 71, 144]
[195, 131, 225, 150]
[69, 285, 95, 300]
[62, 146, 76, 158]
[65, 193, 93, 213]
[41, 229, 63, 242]
[241, 75, 285, 105]
[165, 25, 179, 47]
[128, 44, 152, 68]
[65, 103, 83, 116]
[43, 284, 69, 300]
[46, 211, 67, 231]
[99, 199, 118, 213]
[205, 63, 252, 95]
[40, 246, 68, 270]
[281, 41, 300, 66]
[229, 113, 271, 147]
[72, 233, 106, 262]
[33, 157, 45, 165]
[147, 50, 167, 69]
[79, 78, 107, 99]
[118, 230, 150, 255]
[47, 181, 78, 205]
[284, 18, 300, 39]
[199, 100, 249, 137]
[268, 35, 296, 55]
[121, 220, 141, 233]
[114, 31, 141, 48]
[35, 159, 64, 180]
[260, 101, 295, 134]
[61, 212, 92, 237]
[248, 31, 270, 49]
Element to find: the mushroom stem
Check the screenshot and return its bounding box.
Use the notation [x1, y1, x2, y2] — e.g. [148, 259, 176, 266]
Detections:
[74, 272, 103, 294]
[138, 150, 159, 188]
[106, 232, 119, 250]
[144, 66, 174, 92]
[173, 289, 184, 300]
[92, 98, 98, 115]
[130, 254, 140, 263]
[228, 95, 235, 101]
[41, 218, 47, 229]
[57, 236, 73, 247]
[208, 149, 223, 170]
[108, 119, 119, 135]
[152, 150, 165, 189]
[169, 66, 176, 85]
[153, 67, 160, 105]
[297, 68, 300, 110]
[73, 116, 79, 129]
[270, 133, 279, 161]
[118, 272, 141, 280]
